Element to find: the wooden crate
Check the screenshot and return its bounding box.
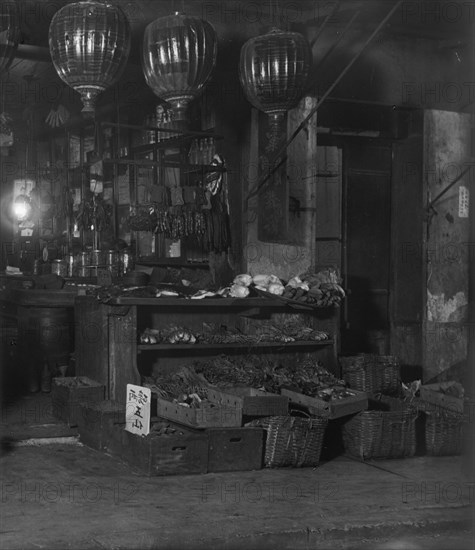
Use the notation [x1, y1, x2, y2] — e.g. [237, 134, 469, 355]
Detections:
[206, 386, 289, 417]
[281, 388, 368, 419]
[207, 427, 264, 472]
[52, 377, 105, 427]
[154, 390, 242, 428]
[77, 401, 126, 451]
[107, 422, 209, 476]
[420, 382, 464, 414]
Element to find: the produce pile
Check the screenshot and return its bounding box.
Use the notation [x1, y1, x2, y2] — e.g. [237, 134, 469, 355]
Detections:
[143, 357, 357, 406]
[139, 322, 330, 345]
[143, 367, 210, 409]
[140, 326, 197, 344]
[191, 356, 352, 401]
[229, 269, 345, 306]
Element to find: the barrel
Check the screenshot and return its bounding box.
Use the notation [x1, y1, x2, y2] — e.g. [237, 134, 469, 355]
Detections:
[18, 307, 74, 392]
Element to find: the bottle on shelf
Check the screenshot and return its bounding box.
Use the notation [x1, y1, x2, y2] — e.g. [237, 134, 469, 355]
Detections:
[41, 358, 52, 393]
[198, 139, 205, 164]
[206, 137, 215, 164]
[188, 139, 198, 165]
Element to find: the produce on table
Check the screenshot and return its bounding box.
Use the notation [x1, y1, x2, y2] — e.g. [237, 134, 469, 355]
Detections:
[233, 274, 253, 287]
[88, 268, 345, 309]
[252, 274, 281, 287]
[266, 282, 285, 295]
[139, 320, 330, 346]
[140, 325, 197, 345]
[281, 268, 345, 306]
[229, 283, 250, 298]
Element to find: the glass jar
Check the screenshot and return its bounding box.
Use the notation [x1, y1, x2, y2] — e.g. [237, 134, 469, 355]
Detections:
[51, 259, 67, 277]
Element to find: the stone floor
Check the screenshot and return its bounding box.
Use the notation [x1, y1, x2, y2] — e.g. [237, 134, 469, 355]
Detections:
[0, 392, 474, 550]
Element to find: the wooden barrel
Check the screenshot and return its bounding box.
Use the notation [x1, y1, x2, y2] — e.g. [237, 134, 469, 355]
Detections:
[18, 307, 74, 392]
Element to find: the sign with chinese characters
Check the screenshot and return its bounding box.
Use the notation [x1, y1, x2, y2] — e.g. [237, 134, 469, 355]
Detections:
[125, 384, 151, 436]
[458, 185, 469, 218]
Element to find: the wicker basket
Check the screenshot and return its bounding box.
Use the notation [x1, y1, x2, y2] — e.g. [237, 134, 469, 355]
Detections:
[425, 410, 464, 456]
[340, 354, 400, 394]
[341, 395, 418, 460]
[248, 415, 328, 468]
[415, 399, 464, 456]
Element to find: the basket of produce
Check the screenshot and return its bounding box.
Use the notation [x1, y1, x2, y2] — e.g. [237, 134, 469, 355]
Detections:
[247, 413, 328, 468]
[340, 354, 400, 394]
[341, 394, 418, 460]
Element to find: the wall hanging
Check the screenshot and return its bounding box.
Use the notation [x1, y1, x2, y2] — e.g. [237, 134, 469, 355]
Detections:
[48, 0, 131, 114]
[142, 12, 217, 129]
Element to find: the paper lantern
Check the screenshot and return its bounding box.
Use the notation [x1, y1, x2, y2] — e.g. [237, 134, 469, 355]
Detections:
[240, 28, 311, 137]
[48, 1, 131, 114]
[142, 12, 217, 127]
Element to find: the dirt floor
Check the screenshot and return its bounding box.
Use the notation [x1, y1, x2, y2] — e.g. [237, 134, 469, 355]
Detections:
[0, 392, 473, 550]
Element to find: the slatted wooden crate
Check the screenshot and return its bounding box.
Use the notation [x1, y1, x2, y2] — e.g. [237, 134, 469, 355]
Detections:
[281, 387, 368, 419]
[206, 427, 264, 472]
[77, 400, 125, 451]
[52, 377, 105, 427]
[109, 422, 209, 476]
[153, 388, 242, 428]
[208, 386, 289, 417]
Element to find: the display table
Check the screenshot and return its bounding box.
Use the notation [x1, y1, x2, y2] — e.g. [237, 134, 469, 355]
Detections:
[74, 295, 340, 404]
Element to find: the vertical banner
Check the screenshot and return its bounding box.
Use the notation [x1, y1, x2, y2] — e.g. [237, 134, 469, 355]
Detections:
[125, 384, 151, 436]
[258, 112, 289, 242]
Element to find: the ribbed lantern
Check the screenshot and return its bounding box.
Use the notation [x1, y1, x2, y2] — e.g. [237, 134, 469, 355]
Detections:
[142, 12, 217, 128]
[0, 0, 19, 74]
[239, 28, 311, 138]
[48, 1, 131, 115]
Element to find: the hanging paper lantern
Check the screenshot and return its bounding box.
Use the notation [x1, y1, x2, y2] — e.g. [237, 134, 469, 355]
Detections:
[0, 0, 19, 74]
[142, 12, 217, 128]
[239, 28, 311, 137]
[48, 1, 131, 115]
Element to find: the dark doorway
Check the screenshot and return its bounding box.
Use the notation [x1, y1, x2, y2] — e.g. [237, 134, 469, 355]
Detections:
[341, 139, 392, 354]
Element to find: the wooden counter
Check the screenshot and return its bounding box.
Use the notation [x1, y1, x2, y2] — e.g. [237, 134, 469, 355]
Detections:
[74, 295, 340, 405]
[0, 288, 81, 307]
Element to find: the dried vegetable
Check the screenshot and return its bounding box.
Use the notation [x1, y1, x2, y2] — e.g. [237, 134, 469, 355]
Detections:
[191, 356, 349, 399]
[143, 367, 210, 409]
[138, 322, 330, 346]
[140, 326, 196, 344]
[143, 356, 356, 406]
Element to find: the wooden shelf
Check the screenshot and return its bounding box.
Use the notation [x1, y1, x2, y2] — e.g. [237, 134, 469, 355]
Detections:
[108, 296, 285, 307]
[136, 258, 209, 268]
[102, 157, 226, 172]
[137, 340, 334, 352]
